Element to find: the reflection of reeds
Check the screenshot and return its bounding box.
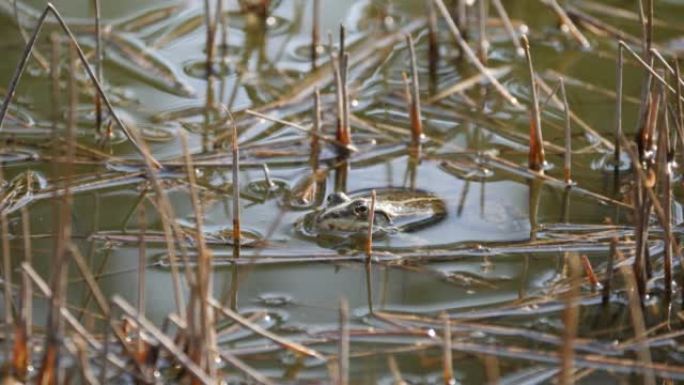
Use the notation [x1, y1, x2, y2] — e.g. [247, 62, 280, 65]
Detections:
[442, 312, 454, 385]
[338, 298, 349, 385]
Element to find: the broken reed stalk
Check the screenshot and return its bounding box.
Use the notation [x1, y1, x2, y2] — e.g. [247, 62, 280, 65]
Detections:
[522, 35, 545, 172]
[581, 254, 599, 290]
[406, 35, 423, 148]
[490, 0, 523, 56]
[232, 117, 241, 258]
[0, 4, 160, 168]
[559, 253, 581, 385]
[338, 298, 349, 385]
[432, 0, 519, 106]
[311, 0, 320, 69]
[442, 312, 454, 385]
[560, 78, 572, 184]
[615, 44, 623, 167]
[92, 0, 102, 134]
[365, 190, 376, 262]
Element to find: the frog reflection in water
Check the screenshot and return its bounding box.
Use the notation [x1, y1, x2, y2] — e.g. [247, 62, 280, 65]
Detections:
[297, 189, 447, 238]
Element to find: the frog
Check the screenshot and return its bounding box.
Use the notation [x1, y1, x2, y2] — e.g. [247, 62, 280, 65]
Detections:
[0, 171, 47, 215]
[296, 188, 447, 238]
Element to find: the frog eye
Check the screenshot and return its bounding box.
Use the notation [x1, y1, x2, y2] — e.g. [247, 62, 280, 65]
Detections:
[353, 203, 368, 215]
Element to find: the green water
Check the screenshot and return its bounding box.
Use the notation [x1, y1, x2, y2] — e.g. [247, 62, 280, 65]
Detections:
[1, 0, 683, 383]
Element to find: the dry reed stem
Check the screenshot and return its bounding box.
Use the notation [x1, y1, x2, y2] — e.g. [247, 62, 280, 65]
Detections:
[209, 298, 325, 360]
[69, 244, 110, 317]
[658, 89, 673, 297]
[522, 35, 545, 172]
[580, 254, 599, 289]
[231, 116, 241, 260]
[560, 78, 572, 184]
[244, 109, 356, 152]
[432, 0, 519, 106]
[111, 296, 214, 385]
[0, 168, 12, 366]
[543, 0, 590, 49]
[406, 35, 423, 147]
[559, 253, 581, 385]
[491, 0, 523, 56]
[617, 256, 656, 385]
[181, 131, 217, 377]
[387, 355, 408, 385]
[92, 0, 102, 134]
[615, 44, 623, 166]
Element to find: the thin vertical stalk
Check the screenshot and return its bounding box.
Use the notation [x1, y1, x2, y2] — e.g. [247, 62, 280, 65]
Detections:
[92, 0, 102, 134]
[615, 44, 623, 167]
[560, 78, 571, 184]
[522, 35, 545, 171]
[407, 35, 423, 147]
[559, 253, 581, 385]
[232, 118, 241, 258]
[19, 206, 32, 377]
[137, 203, 147, 321]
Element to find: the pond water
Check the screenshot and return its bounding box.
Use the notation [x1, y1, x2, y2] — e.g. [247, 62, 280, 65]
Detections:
[1, 0, 684, 383]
